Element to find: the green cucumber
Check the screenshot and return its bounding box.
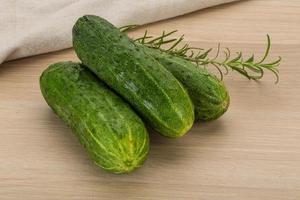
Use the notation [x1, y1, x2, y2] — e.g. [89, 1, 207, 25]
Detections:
[72, 15, 194, 138]
[40, 61, 149, 174]
[140, 46, 230, 121]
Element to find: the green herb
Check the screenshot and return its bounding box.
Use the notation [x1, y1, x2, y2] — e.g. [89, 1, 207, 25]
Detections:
[120, 25, 281, 83]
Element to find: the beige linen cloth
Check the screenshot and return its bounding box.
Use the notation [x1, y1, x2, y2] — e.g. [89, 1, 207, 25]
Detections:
[0, 0, 237, 64]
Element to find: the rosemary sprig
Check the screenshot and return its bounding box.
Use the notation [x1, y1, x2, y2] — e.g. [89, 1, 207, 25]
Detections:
[121, 25, 281, 83]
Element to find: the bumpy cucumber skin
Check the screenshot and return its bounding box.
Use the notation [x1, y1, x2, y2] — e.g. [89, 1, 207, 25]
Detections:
[72, 15, 194, 138]
[141, 46, 230, 121]
[40, 62, 149, 174]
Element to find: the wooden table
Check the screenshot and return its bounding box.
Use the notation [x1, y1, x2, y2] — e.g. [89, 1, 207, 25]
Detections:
[1, 0, 300, 199]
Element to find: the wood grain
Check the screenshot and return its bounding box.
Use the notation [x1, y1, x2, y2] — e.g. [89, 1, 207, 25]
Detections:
[1, 0, 300, 199]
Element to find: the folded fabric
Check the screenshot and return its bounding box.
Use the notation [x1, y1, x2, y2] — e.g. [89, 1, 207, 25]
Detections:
[0, 0, 238, 64]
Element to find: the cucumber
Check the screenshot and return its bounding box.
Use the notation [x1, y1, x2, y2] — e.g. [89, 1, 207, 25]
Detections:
[139, 46, 230, 121]
[72, 15, 194, 138]
[40, 61, 149, 174]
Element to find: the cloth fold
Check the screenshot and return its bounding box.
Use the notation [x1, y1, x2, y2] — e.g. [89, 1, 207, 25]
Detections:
[0, 0, 237, 64]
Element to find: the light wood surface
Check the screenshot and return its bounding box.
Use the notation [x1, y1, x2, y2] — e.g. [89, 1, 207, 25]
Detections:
[1, 0, 300, 199]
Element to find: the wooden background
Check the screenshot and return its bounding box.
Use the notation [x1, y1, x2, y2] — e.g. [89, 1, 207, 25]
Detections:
[1, 0, 300, 199]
